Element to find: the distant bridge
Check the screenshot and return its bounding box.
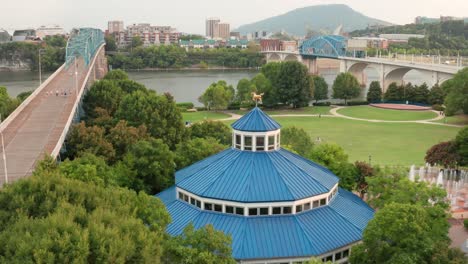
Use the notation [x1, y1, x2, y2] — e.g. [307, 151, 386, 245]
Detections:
[0, 28, 107, 186]
[262, 35, 464, 91]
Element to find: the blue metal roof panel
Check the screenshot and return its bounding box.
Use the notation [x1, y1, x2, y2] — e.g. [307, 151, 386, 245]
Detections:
[231, 107, 281, 132]
[165, 201, 201, 235]
[277, 149, 339, 189]
[156, 185, 176, 204]
[158, 189, 373, 260]
[175, 148, 233, 183]
[192, 212, 247, 256]
[176, 148, 339, 202]
[203, 151, 296, 201]
[296, 206, 363, 254]
[241, 216, 313, 259]
[329, 188, 375, 231]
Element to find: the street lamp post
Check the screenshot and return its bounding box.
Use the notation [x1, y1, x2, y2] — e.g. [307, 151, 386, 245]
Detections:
[0, 114, 8, 185]
[74, 56, 78, 95]
[38, 49, 46, 85]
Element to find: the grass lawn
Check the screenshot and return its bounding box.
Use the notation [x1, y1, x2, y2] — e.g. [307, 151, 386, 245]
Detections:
[430, 114, 468, 126]
[224, 116, 461, 166]
[182, 111, 230, 122]
[337, 106, 438, 121]
[233, 106, 332, 116]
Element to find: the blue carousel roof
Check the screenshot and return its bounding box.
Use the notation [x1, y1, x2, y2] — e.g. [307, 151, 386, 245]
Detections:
[157, 187, 374, 260]
[176, 148, 339, 202]
[231, 107, 281, 132]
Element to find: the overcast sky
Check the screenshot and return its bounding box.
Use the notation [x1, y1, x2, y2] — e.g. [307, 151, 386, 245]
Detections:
[2, 0, 468, 34]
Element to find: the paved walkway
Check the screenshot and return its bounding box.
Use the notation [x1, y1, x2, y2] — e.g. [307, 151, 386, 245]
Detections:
[219, 107, 464, 128]
[0, 59, 89, 185]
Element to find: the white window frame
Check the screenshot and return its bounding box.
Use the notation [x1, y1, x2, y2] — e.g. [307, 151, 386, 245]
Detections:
[176, 183, 339, 216]
[232, 129, 281, 151]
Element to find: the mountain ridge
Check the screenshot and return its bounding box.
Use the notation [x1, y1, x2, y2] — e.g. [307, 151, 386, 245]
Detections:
[234, 4, 394, 36]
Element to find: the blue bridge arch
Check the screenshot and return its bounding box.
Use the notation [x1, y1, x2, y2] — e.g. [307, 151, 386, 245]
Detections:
[65, 28, 105, 66]
[300, 35, 347, 59]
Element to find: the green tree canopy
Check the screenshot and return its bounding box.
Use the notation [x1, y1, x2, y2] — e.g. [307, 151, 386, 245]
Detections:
[306, 143, 357, 190]
[455, 127, 468, 166]
[236, 78, 255, 103]
[16, 90, 33, 102]
[350, 203, 449, 264]
[123, 139, 175, 194]
[84, 79, 124, 118]
[252, 73, 275, 107]
[260, 62, 282, 106]
[65, 122, 115, 162]
[281, 127, 313, 156]
[276, 61, 312, 108]
[116, 90, 185, 148]
[311, 75, 328, 103]
[444, 67, 468, 115]
[198, 81, 235, 110]
[103, 69, 129, 81]
[332, 72, 361, 105]
[367, 81, 382, 103]
[428, 83, 446, 105]
[163, 224, 236, 264]
[104, 35, 117, 52]
[408, 83, 430, 103]
[0, 172, 171, 263]
[107, 120, 149, 160]
[59, 153, 121, 187]
[188, 120, 231, 145]
[131, 36, 143, 48]
[175, 137, 227, 170]
[384, 82, 404, 101]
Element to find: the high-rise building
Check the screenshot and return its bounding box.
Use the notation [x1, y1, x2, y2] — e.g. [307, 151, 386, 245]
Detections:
[205, 18, 220, 38]
[108, 21, 124, 34]
[217, 23, 230, 39]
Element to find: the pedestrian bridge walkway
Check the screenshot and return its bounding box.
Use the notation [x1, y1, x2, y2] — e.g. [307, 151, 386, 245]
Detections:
[0, 28, 106, 186]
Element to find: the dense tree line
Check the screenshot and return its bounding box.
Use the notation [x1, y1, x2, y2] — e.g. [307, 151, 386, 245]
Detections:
[0, 35, 66, 71]
[0, 69, 239, 262]
[63, 69, 232, 195]
[383, 82, 433, 104]
[442, 68, 468, 115]
[107, 45, 264, 69]
[350, 20, 468, 55]
[0, 158, 235, 263]
[199, 61, 314, 109]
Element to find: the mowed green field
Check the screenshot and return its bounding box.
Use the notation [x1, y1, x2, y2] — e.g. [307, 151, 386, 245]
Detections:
[224, 117, 461, 166]
[431, 114, 468, 126]
[182, 111, 230, 122]
[233, 106, 332, 116]
[337, 106, 438, 121]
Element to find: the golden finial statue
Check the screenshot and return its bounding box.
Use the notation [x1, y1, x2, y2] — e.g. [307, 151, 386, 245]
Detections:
[251, 92, 264, 106]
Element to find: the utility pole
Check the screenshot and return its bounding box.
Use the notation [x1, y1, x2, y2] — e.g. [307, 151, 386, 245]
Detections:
[38, 49, 45, 85]
[74, 56, 78, 95]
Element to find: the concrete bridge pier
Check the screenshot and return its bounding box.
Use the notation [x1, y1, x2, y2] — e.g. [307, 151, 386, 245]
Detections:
[303, 57, 318, 75]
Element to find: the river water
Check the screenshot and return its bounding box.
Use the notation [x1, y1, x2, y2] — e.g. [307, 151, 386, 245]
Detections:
[0, 69, 424, 105]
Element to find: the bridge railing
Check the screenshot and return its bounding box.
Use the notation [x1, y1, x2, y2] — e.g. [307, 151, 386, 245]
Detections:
[0, 63, 65, 132]
[51, 44, 105, 158]
[66, 28, 105, 66]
